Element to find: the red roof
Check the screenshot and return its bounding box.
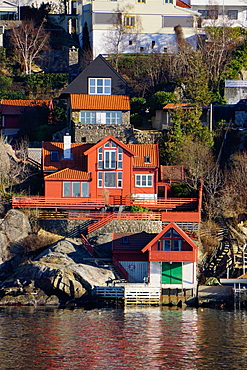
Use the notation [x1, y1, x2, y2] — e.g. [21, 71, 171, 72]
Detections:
[176, 0, 191, 8]
[0, 100, 53, 115]
[142, 222, 198, 253]
[70, 94, 130, 110]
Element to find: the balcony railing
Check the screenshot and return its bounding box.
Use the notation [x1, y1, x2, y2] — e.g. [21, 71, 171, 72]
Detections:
[149, 250, 196, 262]
[12, 195, 198, 211]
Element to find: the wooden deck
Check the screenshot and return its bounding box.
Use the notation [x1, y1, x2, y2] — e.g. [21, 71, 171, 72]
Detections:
[12, 195, 198, 212]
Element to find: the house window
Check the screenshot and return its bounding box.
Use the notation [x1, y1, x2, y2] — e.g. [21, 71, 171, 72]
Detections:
[80, 111, 96, 124]
[228, 10, 238, 20]
[140, 47, 145, 52]
[82, 182, 89, 197]
[98, 144, 123, 170]
[98, 171, 122, 188]
[63, 182, 89, 197]
[105, 172, 116, 187]
[98, 172, 103, 188]
[117, 172, 122, 187]
[129, 40, 133, 45]
[106, 111, 122, 124]
[50, 151, 59, 162]
[152, 41, 155, 49]
[105, 150, 116, 169]
[88, 78, 111, 95]
[135, 174, 153, 187]
[80, 111, 122, 124]
[144, 156, 151, 164]
[137, 0, 145, 3]
[198, 10, 208, 19]
[98, 147, 103, 169]
[162, 229, 183, 251]
[122, 236, 129, 244]
[63, 182, 71, 197]
[164, 0, 173, 3]
[124, 16, 135, 27]
[198, 9, 218, 19]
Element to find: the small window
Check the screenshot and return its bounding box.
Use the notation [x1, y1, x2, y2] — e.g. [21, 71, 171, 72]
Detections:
[137, 0, 145, 3]
[72, 182, 80, 197]
[228, 10, 238, 20]
[164, 0, 173, 3]
[152, 41, 155, 49]
[129, 40, 133, 45]
[124, 16, 135, 27]
[122, 236, 129, 244]
[163, 47, 167, 53]
[63, 182, 70, 197]
[50, 151, 59, 162]
[198, 10, 208, 19]
[88, 78, 111, 95]
[144, 156, 151, 163]
[140, 47, 145, 52]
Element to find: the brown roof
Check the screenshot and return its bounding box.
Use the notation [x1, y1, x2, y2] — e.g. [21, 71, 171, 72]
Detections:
[70, 94, 130, 110]
[113, 232, 156, 251]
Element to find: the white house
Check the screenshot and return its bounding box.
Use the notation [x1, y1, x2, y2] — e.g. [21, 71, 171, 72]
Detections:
[77, 0, 200, 57]
[189, 0, 247, 29]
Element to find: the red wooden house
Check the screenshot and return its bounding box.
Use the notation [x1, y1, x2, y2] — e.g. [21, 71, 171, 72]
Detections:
[42, 134, 159, 204]
[112, 222, 198, 289]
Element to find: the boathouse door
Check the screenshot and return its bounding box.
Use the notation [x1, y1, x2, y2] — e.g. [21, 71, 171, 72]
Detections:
[161, 262, 182, 284]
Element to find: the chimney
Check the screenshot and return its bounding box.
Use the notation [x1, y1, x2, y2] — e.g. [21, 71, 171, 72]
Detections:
[63, 133, 71, 160]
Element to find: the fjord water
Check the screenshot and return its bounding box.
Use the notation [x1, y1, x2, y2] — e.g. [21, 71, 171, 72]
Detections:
[0, 306, 246, 370]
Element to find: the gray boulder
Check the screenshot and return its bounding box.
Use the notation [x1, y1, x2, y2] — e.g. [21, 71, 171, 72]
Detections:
[0, 238, 115, 306]
[0, 209, 31, 243]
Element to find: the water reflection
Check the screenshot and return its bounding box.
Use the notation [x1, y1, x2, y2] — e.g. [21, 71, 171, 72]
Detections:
[0, 306, 246, 369]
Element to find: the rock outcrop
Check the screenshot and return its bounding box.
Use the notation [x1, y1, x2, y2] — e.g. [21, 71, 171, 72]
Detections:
[0, 238, 115, 306]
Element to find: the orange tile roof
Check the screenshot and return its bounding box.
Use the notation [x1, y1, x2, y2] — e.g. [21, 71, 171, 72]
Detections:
[43, 142, 93, 171]
[45, 168, 91, 180]
[70, 94, 130, 110]
[1, 99, 52, 107]
[163, 103, 191, 109]
[127, 144, 159, 168]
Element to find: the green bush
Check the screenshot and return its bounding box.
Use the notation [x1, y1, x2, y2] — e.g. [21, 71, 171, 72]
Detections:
[125, 205, 149, 212]
[131, 97, 146, 114]
[130, 113, 143, 127]
[26, 73, 68, 92]
[171, 183, 191, 197]
[148, 91, 175, 116]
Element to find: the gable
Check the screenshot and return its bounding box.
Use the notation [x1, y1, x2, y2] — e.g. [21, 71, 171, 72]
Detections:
[61, 55, 134, 96]
[142, 222, 198, 252]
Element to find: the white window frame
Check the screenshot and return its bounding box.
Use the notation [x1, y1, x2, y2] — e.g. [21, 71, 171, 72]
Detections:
[88, 78, 111, 95]
[80, 111, 96, 124]
[106, 111, 122, 124]
[104, 150, 117, 169]
[63, 182, 89, 197]
[135, 174, 153, 187]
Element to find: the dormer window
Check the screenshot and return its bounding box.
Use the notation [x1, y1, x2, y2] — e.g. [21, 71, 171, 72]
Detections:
[89, 78, 111, 95]
[144, 156, 151, 163]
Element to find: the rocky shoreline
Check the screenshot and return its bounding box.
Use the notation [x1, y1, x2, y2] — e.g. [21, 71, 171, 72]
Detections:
[0, 209, 115, 307]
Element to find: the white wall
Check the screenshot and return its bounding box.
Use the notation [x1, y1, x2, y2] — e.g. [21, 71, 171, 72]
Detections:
[120, 261, 148, 283]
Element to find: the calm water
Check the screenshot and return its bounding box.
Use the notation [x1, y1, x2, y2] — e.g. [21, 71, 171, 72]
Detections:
[0, 306, 246, 370]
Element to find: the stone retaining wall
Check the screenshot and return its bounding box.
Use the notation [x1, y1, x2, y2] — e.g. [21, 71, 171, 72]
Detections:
[38, 219, 162, 238]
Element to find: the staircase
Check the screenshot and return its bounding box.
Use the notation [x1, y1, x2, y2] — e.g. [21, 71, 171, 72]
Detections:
[66, 219, 97, 237]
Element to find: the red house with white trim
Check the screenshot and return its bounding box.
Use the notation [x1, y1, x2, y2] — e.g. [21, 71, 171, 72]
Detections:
[42, 134, 159, 203]
[112, 222, 198, 289]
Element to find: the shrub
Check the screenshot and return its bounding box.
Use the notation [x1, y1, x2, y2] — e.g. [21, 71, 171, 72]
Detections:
[125, 205, 149, 212]
[171, 183, 191, 197]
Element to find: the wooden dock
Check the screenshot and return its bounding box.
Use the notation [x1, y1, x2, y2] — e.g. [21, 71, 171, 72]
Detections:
[93, 285, 161, 306]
